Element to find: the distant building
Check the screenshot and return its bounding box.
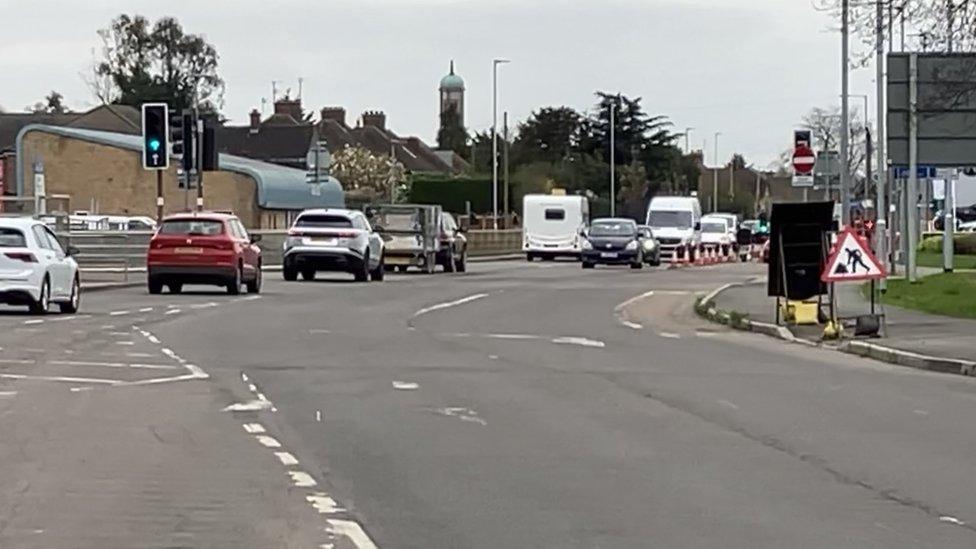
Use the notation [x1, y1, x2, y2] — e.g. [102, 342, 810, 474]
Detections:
[218, 98, 457, 174]
[439, 60, 465, 127]
[13, 125, 343, 228]
[0, 104, 143, 199]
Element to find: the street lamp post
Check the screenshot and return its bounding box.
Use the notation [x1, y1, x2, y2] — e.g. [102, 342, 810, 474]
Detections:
[684, 127, 694, 154]
[713, 132, 722, 212]
[492, 58, 510, 230]
[610, 100, 616, 217]
[840, 0, 851, 227]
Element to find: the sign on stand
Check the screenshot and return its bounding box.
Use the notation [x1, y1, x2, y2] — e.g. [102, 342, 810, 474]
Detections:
[792, 130, 815, 187]
[821, 227, 887, 282]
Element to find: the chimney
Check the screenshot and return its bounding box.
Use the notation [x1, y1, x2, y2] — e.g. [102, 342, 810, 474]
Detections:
[274, 97, 303, 121]
[362, 110, 386, 130]
[249, 109, 261, 132]
[320, 107, 346, 127]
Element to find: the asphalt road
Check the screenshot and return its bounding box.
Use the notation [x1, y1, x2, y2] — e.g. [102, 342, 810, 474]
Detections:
[2, 259, 976, 548]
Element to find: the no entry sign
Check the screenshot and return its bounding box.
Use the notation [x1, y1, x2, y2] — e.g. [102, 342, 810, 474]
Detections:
[792, 145, 815, 175]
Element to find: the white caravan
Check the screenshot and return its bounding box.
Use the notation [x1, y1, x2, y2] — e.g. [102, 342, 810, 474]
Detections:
[522, 194, 589, 260]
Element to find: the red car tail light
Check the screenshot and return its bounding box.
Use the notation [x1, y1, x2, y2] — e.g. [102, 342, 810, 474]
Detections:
[4, 252, 37, 263]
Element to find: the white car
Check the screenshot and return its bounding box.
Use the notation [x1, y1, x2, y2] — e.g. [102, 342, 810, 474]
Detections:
[700, 216, 733, 249]
[0, 217, 80, 314]
[283, 209, 385, 282]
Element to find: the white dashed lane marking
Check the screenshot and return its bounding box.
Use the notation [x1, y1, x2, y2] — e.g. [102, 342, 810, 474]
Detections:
[288, 471, 318, 487]
[658, 332, 682, 339]
[242, 423, 265, 434]
[164, 308, 181, 315]
[275, 451, 299, 465]
[255, 435, 282, 448]
[22, 319, 44, 325]
[108, 310, 130, 316]
[138, 307, 154, 312]
[551, 336, 606, 348]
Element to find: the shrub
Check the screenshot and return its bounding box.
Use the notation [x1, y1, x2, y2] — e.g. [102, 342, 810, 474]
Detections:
[917, 233, 976, 254]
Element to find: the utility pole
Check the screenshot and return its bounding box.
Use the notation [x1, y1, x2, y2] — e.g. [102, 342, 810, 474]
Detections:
[503, 111, 510, 225]
[610, 100, 616, 217]
[491, 58, 509, 230]
[840, 0, 851, 227]
[712, 132, 721, 212]
[908, 52, 919, 283]
[876, 0, 889, 287]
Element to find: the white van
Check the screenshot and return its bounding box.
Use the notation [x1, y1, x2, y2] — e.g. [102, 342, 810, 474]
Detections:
[522, 194, 589, 260]
[645, 196, 702, 260]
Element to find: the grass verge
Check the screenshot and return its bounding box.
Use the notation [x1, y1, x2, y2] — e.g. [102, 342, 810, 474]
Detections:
[880, 272, 976, 319]
[916, 251, 976, 270]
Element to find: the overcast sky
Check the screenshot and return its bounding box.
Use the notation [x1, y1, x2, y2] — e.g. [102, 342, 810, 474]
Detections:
[0, 0, 880, 167]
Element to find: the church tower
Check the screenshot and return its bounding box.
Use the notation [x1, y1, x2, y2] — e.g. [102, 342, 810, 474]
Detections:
[439, 60, 465, 126]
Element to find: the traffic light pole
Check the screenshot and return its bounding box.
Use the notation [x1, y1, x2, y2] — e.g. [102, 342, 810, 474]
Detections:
[156, 171, 164, 222]
[195, 115, 204, 211]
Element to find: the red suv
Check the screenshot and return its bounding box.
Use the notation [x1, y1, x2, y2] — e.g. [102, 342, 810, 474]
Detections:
[147, 212, 262, 295]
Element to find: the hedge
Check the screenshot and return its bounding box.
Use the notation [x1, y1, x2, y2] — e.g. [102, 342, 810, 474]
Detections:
[918, 233, 976, 254]
[408, 176, 494, 214]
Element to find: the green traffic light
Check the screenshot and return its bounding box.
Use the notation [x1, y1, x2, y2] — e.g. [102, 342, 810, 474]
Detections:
[148, 138, 161, 152]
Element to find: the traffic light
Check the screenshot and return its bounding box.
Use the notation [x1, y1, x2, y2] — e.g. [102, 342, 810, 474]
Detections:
[179, 112, 195, 174]
[201, 115, 219, 172]
[141, 103, 169, 170]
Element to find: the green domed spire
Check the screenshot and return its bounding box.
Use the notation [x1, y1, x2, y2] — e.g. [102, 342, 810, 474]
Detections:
[439, 60, 465, 91]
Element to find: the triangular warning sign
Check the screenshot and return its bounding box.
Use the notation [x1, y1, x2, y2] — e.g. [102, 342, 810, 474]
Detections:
[821, 227, 887, 282]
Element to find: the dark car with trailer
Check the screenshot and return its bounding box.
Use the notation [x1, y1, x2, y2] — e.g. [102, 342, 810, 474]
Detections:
[366, 204, 442, 274]
[147, 212, 262, 295]
[282, 209, 385, 282]
[580, 218, 644, 269]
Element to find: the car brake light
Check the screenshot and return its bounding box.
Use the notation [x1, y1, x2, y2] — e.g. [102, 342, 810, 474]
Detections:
[4, 252, 37, 263]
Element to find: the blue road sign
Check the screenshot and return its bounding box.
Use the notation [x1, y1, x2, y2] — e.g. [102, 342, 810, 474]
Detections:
[892, 165, 937, 179]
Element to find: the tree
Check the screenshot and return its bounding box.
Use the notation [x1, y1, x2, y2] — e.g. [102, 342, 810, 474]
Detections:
[26, 91, 68, 114]
[801, 105, 866, 178]
[330, 145, 405, 202]
[816, 0, 976, 59]
[511, 106, 583, 166]
[437, 105, 469, 157]
[93, 14, 224, 112]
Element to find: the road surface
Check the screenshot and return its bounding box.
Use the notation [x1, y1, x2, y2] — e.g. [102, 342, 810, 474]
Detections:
[2, 260, 976, 548]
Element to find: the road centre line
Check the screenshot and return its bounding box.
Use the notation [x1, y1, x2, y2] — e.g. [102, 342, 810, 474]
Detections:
[288, 471, 317, 487]
[0, 372, 120, 385]
[485, 333, 542, 340]
[108, 310, 130, 316]
[659, 332, 682, 339]
[48, 360, 178, 370]
[413, 293, 489, 318]
[551, 336, 606, 348]
[326, 519, 379, 549]
[275, 451, 299, 465]
[164, 309, 181, 315]
[255, 435, 282, 448]
[242, 423, 265, 434]
[138, 307, 154, 312]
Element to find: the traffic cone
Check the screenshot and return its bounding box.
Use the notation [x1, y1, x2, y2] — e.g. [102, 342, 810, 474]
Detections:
[694, 246, 704, 266]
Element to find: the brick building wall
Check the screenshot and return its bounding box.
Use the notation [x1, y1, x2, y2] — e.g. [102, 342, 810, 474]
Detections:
[19, 131, 265, 228]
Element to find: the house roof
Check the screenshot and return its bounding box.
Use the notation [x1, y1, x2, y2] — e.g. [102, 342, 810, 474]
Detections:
[15, 125, 344, 211]
[0, 104, 144, 153]
[216, 125, 315, 167]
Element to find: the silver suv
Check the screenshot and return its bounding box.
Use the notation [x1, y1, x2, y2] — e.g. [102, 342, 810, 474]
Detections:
[283, 209, 385, 282]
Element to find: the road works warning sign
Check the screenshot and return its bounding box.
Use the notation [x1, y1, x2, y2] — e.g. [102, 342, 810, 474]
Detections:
[821, 227, 887, 282]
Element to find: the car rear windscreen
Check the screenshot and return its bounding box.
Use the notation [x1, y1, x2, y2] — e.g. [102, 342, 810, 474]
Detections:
[702, 222, 727, 233]
[295, 215, 353, 228]
[0, 228, 26, 247]
[159, 219, 224, 235]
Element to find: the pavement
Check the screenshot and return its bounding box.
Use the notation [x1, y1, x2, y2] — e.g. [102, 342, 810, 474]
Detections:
[3, 260, 976, 547]
[712, 275, 976, 365]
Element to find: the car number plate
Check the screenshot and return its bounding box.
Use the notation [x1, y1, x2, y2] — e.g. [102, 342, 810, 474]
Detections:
[600, 252, 618, 258]
[309, 237, 338, 245]
[174, 247, 204, 254]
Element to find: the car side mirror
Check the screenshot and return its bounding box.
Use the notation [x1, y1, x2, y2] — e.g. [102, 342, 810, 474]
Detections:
[65, 245, 79, 257]
[694, 222, 701, 231]
[250, 234, 262, 243]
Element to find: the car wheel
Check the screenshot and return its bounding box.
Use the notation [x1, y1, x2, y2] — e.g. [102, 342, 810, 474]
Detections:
[582, 262, 595, 269]
[246, 262, 262, 293]
[29, 276, 50, 314]
[355, 252, 370, 282]
[301, 268, 316, 281]
[396, 265, 408, 273]
[455, 249, 467, 273]
[168, 283, 183, 294]
[443, 251, 456, 273]
[227, 265, 243, 295]
[148, 277, 163, 295]
[283, 261, 298, 281]
[370, 255, 385, 281]
[58, 276, 80, 314]
[631, 258, 643, 269]
[526, 253, 535, 262]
